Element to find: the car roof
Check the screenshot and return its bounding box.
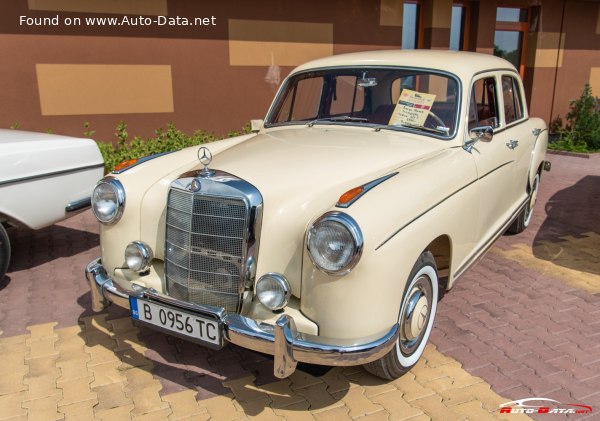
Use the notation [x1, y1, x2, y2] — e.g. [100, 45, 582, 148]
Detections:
[291, 50, 518, 81]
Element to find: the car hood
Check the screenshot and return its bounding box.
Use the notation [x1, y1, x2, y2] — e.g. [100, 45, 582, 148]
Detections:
[212, 126, 446, 206]
[205, 126, 449, 293]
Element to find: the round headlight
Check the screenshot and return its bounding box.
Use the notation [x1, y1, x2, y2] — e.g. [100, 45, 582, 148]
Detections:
[91, 177, 125, 224]
[307, 212, 363, 275]
[125, 241, 153, 272]
[256, 273, 291, 310]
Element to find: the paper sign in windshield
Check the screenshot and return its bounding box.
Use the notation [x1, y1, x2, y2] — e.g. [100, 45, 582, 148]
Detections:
[389, 89, 436, 127]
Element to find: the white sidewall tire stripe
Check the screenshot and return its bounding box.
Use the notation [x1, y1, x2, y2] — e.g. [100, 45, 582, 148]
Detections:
[395, 265, 438, 367]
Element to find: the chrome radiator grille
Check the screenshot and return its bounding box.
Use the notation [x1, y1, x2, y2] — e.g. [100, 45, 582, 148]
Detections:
[165, 188, 249, 312]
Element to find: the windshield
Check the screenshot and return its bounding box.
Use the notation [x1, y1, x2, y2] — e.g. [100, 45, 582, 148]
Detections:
[266, 67, 460, 138]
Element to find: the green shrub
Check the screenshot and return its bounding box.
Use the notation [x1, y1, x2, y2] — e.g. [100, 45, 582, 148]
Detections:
[551, 84, 600, 152]
[94, 121, 251, 172]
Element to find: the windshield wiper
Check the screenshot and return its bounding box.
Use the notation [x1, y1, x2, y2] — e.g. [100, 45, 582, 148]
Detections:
[373, 122, 449, 135]
[307, 116, 369, 127]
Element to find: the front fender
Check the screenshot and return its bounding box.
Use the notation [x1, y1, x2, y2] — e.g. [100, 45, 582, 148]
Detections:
[300, 146, 479, 340]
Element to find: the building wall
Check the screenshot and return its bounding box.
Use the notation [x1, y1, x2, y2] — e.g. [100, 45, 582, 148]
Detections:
[0, 0, 404, 141]
[1, 0, 599, 141]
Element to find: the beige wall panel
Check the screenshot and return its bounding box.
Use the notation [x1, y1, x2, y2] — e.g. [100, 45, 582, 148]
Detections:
[432, 0, 452, 28]
[379, 0, 403, 27]
[27, 0, 167, 15]
[228, 19, 333, 66]
[36, 64, 174, 116]
[527, 32, 565, 68]
[229, 40, 333, 66]
[589, 68, 600, 97]
[423, 0, 452, 29]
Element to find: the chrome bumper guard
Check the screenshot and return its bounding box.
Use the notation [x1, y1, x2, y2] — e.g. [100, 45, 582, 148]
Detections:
[86, 258, 399, 378]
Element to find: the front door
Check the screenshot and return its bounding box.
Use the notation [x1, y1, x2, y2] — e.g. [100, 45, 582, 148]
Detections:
[468, 73, 517, 246]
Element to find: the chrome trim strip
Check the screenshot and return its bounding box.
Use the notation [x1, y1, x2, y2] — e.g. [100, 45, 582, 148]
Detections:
[0, 163, 104, 187]
[479, 161, 514, 180]
[85, 258, 399, 378]
[336, 172, 398, 208]
[65, 197, 91, 213]
[453, 197, 528, 281]
[376, 160, 515, 250]
[376, 178, 477, 250]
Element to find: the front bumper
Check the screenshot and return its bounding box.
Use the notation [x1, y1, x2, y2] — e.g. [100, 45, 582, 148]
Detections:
[86, 258, 399, 378]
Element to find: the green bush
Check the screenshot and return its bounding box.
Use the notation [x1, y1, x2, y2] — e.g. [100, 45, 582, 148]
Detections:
[95, 121, 251, 172]
[550, 84, 600, 152]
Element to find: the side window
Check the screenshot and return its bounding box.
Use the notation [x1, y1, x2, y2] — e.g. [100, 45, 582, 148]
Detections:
[469, 77, 499, 130]
[501, 75, 524, 124]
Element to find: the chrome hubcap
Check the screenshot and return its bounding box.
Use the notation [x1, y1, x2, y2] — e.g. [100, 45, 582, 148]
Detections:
[399, 275, 432, 355]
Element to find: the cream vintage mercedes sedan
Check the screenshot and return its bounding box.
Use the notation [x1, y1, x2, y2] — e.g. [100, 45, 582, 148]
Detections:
[86, 50, 549, 380]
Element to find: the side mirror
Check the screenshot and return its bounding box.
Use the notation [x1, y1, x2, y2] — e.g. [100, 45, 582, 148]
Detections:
[464, 125, 493, 152]
[250, 119, 264, 133]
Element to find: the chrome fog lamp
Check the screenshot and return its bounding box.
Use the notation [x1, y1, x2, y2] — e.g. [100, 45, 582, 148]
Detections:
[125, 241, 153, 272]
[91, 177, 125, 224]
[256, 273, 291, 311]
[307, 212, 363, 275]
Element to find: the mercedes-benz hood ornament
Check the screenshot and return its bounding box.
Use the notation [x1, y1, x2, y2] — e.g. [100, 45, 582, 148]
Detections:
[197, 146, 214, 177]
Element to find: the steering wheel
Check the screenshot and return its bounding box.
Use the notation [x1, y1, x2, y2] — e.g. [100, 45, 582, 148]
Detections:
[425, 110, 446, 129]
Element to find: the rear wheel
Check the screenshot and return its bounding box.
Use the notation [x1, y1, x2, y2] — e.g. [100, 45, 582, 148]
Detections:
[508, 172, 540, 234]
[0, 224, 10, 281]
[364, 251, 438, 380]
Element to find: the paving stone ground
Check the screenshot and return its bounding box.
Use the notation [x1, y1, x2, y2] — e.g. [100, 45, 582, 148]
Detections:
[0, 151, 598, 420]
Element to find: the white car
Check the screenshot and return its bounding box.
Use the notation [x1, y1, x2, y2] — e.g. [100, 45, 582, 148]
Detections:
[0, 129, 105, 279]
[85, 50, 549, 379]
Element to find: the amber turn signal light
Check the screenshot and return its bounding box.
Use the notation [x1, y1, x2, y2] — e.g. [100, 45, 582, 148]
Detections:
[338, 186, 364, 206]
[114, 158, 138, 172]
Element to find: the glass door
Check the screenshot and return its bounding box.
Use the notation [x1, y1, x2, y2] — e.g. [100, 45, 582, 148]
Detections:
[494, 7, 529, 77]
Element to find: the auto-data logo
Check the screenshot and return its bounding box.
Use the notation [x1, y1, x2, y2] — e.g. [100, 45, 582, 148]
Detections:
[499, 398, 592, 415]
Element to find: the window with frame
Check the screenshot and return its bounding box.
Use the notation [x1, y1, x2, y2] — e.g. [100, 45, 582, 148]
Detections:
[469, 77, 499, 130]
[501, 75, 524, 124]
[450, 4, 467, 51]
[402, 2, 420, 49]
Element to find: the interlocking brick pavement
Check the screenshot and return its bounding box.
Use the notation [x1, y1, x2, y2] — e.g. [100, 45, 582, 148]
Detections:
[0, 319, 530, 420]
[0, 152, 598, 419]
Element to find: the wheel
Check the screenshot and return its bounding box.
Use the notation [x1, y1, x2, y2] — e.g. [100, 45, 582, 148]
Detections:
[507, 172, 540, 234]
[0, 224, 10, 281]
[364, 251, 438, 380]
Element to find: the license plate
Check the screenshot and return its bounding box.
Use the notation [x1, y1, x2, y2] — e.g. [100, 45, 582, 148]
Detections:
[130, 297, 221, 347]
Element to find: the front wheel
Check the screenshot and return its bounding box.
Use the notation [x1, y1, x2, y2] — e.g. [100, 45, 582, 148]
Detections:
[364, 251, 438, 380]
[0, 224, 10, 281]
[507, 172, 540, 234]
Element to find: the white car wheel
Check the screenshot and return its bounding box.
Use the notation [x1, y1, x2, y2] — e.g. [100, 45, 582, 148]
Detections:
[508, 172, 540, 234]
[364, 251, 438, 379]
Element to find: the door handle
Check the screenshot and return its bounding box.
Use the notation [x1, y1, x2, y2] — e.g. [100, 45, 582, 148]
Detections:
[506, 139, 519, 149]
